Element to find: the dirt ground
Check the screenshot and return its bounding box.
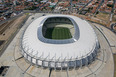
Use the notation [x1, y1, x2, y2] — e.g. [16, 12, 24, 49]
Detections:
[112, 15, 116, 23]
[114, 26, 116, 31]
[0, 19, 15, 35]
[0, 14, 27, 48]
[72, 13, 113, 28]
[96, 12, 110, 22]
[114, 55, 116, 77]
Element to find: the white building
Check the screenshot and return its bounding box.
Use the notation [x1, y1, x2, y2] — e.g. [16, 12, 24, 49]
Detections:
[21, 15, 100, 70]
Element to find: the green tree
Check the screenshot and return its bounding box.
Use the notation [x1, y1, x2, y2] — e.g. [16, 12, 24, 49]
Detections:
[51, 0, 54, 2]
[107, 4, 113, 8]
[24, 2, 29, 6]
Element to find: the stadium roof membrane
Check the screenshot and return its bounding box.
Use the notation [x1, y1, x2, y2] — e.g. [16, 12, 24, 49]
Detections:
[21, 15, 99, 68]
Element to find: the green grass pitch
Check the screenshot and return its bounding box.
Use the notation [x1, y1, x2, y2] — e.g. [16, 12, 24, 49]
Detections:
[45, 27, 72, 40]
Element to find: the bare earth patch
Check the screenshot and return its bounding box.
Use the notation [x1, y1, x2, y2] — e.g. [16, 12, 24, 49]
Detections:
[0, 14, 27, 51]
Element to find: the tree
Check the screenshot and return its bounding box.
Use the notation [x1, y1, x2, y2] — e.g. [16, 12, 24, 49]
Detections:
[107, 4, 113, 8]
[24, 2, 29, 6]
[51, 7, 54, 10]
[51, 0, 54, 3]
[96, 11, 99, 14]
[73, 4, 76, 7]
[38, 0, 42, 3]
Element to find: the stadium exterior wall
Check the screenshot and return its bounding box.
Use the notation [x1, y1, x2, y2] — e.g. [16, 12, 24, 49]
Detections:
[20, 43, 100, 69]
[20, 15, 100, 70]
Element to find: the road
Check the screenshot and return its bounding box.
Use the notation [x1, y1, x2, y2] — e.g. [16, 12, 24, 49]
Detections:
[94, 0, 104, 15]
[110, 23, 116, 33]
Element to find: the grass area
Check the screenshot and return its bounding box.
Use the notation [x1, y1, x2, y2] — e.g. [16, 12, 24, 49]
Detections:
[113, 55, 116, 77]
[25, 13, 29, 15]
[44, 27, 72, 40]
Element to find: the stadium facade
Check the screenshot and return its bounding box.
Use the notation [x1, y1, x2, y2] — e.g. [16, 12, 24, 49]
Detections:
[20, 15, 100, 70]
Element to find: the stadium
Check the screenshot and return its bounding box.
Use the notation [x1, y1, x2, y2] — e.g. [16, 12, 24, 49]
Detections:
[21, 15, 100, 70]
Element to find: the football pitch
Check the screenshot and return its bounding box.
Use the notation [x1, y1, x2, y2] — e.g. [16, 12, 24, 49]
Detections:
[45, 27, 72, 40]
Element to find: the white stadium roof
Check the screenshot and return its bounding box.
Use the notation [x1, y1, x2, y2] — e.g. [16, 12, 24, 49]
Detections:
[21, 14, 99, 63]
